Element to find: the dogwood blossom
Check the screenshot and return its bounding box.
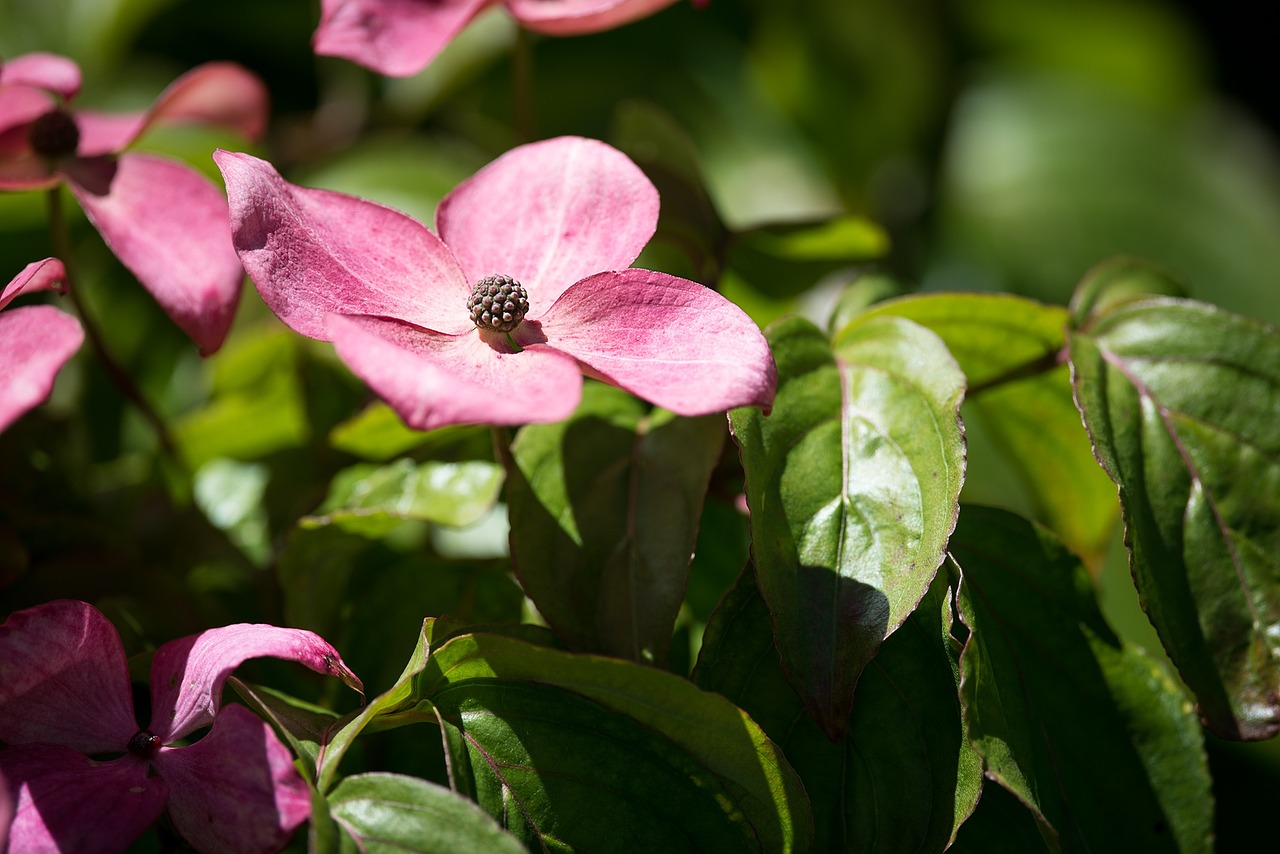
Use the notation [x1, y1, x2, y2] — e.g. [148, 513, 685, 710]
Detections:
[0, 258, 82, 433]
[314, 0, 685, 77]
[215, 135, 775, 431]
[0, 600, 363, 853]
[0, 52, 268, 354]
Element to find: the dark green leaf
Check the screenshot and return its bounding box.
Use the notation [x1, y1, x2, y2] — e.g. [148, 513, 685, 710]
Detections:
[1069, 296, 1280, 739]
[729, 315, 965, 738]
[506, 383, 725, 664]
[950, 506, 1212, 853]
[863, 292, 1117, 567]
[694, 565, 982, 852]
[419, 631, 814, 853]
[328, 773, 525, 854]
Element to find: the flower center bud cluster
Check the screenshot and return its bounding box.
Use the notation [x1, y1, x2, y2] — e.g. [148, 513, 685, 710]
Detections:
[467, 275, 529, 333]
[28, 110, 81, 158]
[127, 730, 162, 759]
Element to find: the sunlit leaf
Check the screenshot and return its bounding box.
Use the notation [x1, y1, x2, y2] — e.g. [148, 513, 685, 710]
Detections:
[729, 315, 964, 738]
[1069, 296, 1280, 739]
[951, 506, 1212, 852]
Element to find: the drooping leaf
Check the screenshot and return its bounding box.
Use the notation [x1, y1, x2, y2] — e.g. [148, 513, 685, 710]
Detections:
[303, 459, 504, 537]
[950, 506, 1212, 853]
[729, 315, 965, 738]
[418, 631, 813, 853]
[694, 564, 982, 852]
[505, 383, 725, 665]
[327, 772, 525, 854]
[863, 292, 1118, 567]
[1069, 296, 1280, 740]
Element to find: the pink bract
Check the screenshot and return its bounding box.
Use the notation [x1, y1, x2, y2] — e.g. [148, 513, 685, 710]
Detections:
[0, 258, 83, 434]
[314, 0, 685, 77]
[0, 600, 364, 854]
[0, 52, 269, 355]
[214, 135, 776, 431]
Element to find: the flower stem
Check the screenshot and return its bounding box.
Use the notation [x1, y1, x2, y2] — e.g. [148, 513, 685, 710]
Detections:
[513, 27, 535, 143]
[45, 187, 181, 463]
[966, 346, 1068, 398]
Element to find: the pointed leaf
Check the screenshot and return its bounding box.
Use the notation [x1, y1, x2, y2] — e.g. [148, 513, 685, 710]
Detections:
[506, 383, 725, 664]
[1069, 296, 1280, 739]
[694, 565, 983, 852]
[729, 315, 965, 738]
[863, 293, 1117, 566]
[950, 506, 1212, 853]
[418, 632, 813, 852]
[328, 773, 525, 854]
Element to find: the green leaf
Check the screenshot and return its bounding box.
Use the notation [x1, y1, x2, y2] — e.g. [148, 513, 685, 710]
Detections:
[1068, 296, 1280, 739]
[863, 292, 1118, 567]
[1068, 256, 1188, 328]
[329, 402, 485, 461]
[505, 384, 725, 665]
[729, 315, 965, 738]
[950, 506, 1212, 853]
[303, 459, 505, 537]
[694, 565, 982, 852]
[328, 773, 525, 854]
[418, 632, 814, 853]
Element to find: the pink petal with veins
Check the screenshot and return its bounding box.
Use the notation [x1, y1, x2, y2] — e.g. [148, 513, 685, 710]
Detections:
[314, 0, 493, 77]
[0, 52, 81, 99]
[0, 305, 83, 433]
[1, 257, 66, 309]
[507, 0, 680, 35]
[148, 622, 362, 742]
[0, 600, 136, 752]
[0, 769, 11, 851]
[438, 136, 658, 309]
[535, 269, 776, 415]
[0, 745, 164, 854]
[0, 84, 54, 143]
[327, 313, 584, 429]
[154, 705, 311, 854]
[216, 149, 472, 338]
[69, 152, 243, 355]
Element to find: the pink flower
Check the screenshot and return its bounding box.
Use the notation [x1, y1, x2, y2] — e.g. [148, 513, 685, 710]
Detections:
[0, 258, 83, 434]
[214, 136, 775, 431]
[0, 601, 364, 854]
[0, 52, 269, 355]
[314, 0, 686, 77]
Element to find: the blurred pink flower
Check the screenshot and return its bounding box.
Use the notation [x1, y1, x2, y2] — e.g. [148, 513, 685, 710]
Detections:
[0, 600, 364, 854]
[0, 52, 268, 355]
[0, 258, 83, 434]
[215, 136, 775, 431]
[315, 0, 686, 76]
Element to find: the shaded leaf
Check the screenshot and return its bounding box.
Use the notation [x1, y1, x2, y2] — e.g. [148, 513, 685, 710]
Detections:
[694, 565, 982, 852]
[950, 506, 1212, 853]
[328, 773, 525, 854]
[506, 383, 725, 665]
[864, 292, 1117, 567]
[729, 315, 964, 738]
[328, 401, 484, 461]
[1069, 296, 1280, 739]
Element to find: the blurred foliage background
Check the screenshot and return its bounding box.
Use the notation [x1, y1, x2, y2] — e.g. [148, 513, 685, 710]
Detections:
[2, 0, 1277, 847]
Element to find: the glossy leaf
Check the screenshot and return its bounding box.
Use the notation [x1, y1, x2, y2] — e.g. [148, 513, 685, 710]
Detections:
[694, 565, 983, 852]
[304, 459, 504, 537]
[506, 383, 725, 664]
[1069, 296, 1280, 739]
[863, 292, 1118, 567]
[950, 506, 1212, 853]
[729, 315, 965, 738]
[419, 630, 813, 852]
[328, 773, 525, 854]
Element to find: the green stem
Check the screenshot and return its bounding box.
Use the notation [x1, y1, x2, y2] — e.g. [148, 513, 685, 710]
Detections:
[512, 27, 535, 143]
[46, 187, 181, 463]
[966, 346, 1068, 398]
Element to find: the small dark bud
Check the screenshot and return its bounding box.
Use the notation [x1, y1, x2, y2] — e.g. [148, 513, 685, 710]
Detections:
[127, 729, 162, 758]
[28, 110, 81, 158]
[467, 274, 530, 333]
